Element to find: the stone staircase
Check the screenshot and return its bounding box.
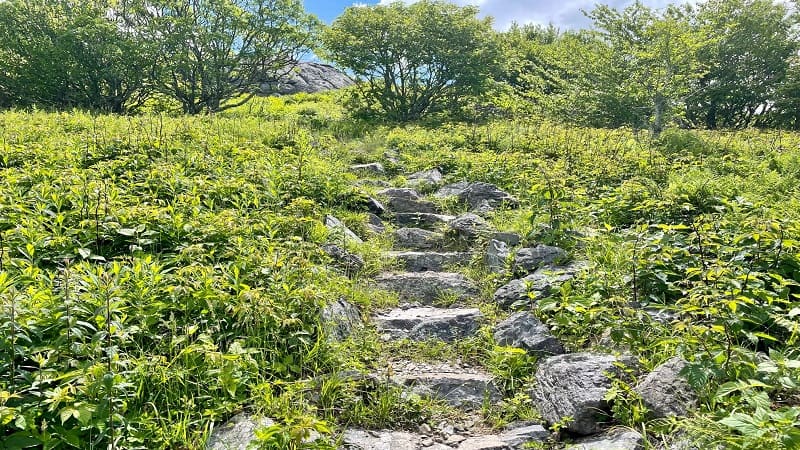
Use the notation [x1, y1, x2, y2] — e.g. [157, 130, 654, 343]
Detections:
[207, 165, 698, 450]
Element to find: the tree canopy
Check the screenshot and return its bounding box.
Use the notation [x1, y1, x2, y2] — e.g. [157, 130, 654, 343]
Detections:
[322, 0, 502, 121]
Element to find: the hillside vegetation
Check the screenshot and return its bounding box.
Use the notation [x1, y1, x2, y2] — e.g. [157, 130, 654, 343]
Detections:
[1, 0, 800, 449]
[1, 93, 799, 448]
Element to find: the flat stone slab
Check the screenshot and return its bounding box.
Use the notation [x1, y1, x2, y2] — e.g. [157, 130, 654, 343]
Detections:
[388, 251, 472, 272]
[395, 212, 455, 229]
[530, 352, 637, 435]
[493, 263, 583, 309]
[394, 227, 445, 250]
[406, 168, 444, 189]
[457, 424, 550, 449]
[342, 429, 450, 450]
[567, 429, 645, 450]
[374, 307, 483, 341]
[393, 364, 501, 409]
[493, 312, 564, 356]
[374, 272, 480, 304]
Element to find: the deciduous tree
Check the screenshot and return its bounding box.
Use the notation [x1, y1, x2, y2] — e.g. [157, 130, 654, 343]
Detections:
[322, 1, 502, 121]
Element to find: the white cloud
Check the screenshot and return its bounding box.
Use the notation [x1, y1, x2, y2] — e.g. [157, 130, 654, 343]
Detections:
[377, 0, 697, 29]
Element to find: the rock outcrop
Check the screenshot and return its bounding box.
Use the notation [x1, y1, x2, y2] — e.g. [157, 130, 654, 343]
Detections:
[260, 62, 353, 95]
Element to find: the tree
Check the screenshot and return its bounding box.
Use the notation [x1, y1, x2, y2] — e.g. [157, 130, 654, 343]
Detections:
[687, 0, 797, 129]
[0, 0, 154, 113]
[322, 1, 502, 121]
[122, 0, 319, 114]
[583, 2, 704, 134]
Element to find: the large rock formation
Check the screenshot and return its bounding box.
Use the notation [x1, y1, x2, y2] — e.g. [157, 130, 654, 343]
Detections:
[260, 62, 353, 95]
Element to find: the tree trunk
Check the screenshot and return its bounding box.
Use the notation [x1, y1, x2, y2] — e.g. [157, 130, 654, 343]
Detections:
[651, 93, 665, 137]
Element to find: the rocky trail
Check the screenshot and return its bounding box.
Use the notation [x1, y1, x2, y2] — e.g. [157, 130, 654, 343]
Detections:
[206, 162, 697, 450]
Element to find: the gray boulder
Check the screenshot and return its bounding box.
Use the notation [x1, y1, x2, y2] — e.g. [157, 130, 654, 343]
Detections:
[363, 197, 386, 216]
[374, 272, 479, 304]
[485, 239, 510, 273]
[514, 245, 567, 274]
[388, 251, 471, 272]
[320, 298, 362, 341]
[259, 62, 353, 95]
[457, 424, 549, 449]
[321, 244, 365, 275]
[530, 352, 637, 435]
[406, 168, 444, 189]
[493, 312, 564, 356]
[394, 228, 445, 250]
[493, 263, 581, 309]
[395, 212, 455, 229]
[449, 213, 493, 240]
[350, 162, 385, 176]
[435, 182, 518, 209]
[206, 414, 274, 450]
[377, 188, 440, 214]
[326, 215, 363, 244]
[373, 307, 483, 341]
[634, 357, 697, 418]
[567, 429, 645, 450]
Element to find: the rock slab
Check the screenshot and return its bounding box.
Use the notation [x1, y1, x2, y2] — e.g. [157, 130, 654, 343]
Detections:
[567, 429, 645, 450]
[375, 272, 479, 304]
[374, 307, 482, 341]
[342, 429, 450, 450]
[378, 188, 440, 214]
[395, 369, 501, 409]
[388, 251, 472, 272]
[395, 212, 455, 229]
[458, 424, 549, 449]
[394, 227, 445, 250]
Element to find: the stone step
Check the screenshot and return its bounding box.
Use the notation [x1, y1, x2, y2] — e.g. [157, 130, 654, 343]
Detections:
[395, 212, 455, 230]
[378, 188, 441, 214]
[387, 251, 472, 272]
[390, 362, 501, 410]
[374, 272, 480, 304]
[394, 227, 446, 250]
[373, 307, 483, 342]
[341, 423, 549, 449]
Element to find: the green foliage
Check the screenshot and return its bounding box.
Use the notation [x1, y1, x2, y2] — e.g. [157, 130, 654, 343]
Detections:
[688, 0, 797, 129]
[322, 0, 502, 121]
[121, 0, 320, 114]
[0, 0, 153, 113]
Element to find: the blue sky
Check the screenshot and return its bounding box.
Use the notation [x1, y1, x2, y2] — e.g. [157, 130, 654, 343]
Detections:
[303, 0, 691, 30]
